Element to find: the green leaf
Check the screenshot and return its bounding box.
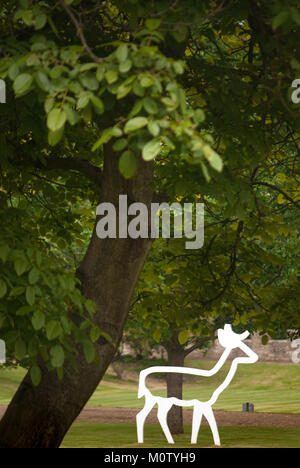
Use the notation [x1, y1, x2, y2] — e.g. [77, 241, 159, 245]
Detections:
[99, 330, 113, 345]
[85, 299, 96, 317]
[47, 108, 67, 132]
[28, 337, 39, 357]
[80, 63, 98, 72]
[39, 347, 49, 363]
[35, 71, 51, 91]
[291, 7, 300, 26]
[145, 18, 161, 31]
[90, 326, 101, 343]
[44, 96, 54, 113]
[48, 127, 64, 146]
[0, 280, 7, 299]
[90, 95, 104, 113]
[203, 147, 223, 172]
[148, 121, 160, 137]
[119, 59, 132, 74]
[0, 245, 10, 263]
[76, 93, 90, 110]
[8, 64, 19, 81]
[124, 117, 148, 133]
[12, 288, 26, 299]
[26, 285, 36, 306]
[262, 335, 269, 346]
[142, 139, 161, 161]
[96, 65, 105, 81]
[92, 127, 122, 151]
[57, 366, 64, 380]
[116, 43, 128, 63]
[140, 76, 154, 88]
[143, 97, 158, 114]
[13, 73, 33, 95]
[50, 345, 65, 368]
[35, 12, 47, 30]
[15, 338, 27, 360]
[83, 341, 95, 364]
[194, 109, 205, 123]
[178, 330, 189, 345]
[152, 329, 162, 343]
[200, 161, 211, 182]
[14, 257, 28, 276]
[35, 250, 42, 267]
[117, 85, 132, 99]
[30, 365, 42, 386]
[46, 320, 63, 340]
[173, 61, 185, 75]
[119, 151, 137, 179]
[64, 106, 80, 125]
[49, 66, 64, 79]
[113, 138, 128, 152]
[28, 267, 40, 285]
[129, 99, 143, 117]
[61, 315, 72, 334]
[105, 70, 118, 84]
[175, 180, 188, 196]
[272, 11, 289, 30]
[80, 73, 99, 91]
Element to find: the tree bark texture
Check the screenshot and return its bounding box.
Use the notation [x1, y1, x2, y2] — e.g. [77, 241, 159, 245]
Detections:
[165, 329, 185, 435]
[0, 149, 154, 448]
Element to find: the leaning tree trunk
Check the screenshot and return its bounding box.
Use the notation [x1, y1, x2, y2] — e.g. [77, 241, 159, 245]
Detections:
[0, 149, 154, 448]
[165, 328, 185, 435]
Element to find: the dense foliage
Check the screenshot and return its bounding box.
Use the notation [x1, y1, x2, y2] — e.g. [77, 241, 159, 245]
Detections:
[0, 0, 299, 384]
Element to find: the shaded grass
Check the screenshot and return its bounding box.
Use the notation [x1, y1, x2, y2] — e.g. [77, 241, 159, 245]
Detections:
[61, 422, 300, 448]
[0, 360, 300, 413]
[86, 361, 300, 413]
[0, 367, 26, 405]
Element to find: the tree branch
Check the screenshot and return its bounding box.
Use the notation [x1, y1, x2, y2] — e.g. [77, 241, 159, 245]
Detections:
[59, 0, 104, 63]
[184, 337, 211, 357]
[41, 156, 103, 186]
[252, 181, 300, 210]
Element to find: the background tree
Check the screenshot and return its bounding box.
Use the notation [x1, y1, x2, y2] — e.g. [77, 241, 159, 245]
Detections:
[0, 0, 299, 448]
[129, 193, 299, 434]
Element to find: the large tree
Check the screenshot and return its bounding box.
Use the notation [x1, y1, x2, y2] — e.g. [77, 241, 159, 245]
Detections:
[0, 0, 299, 448]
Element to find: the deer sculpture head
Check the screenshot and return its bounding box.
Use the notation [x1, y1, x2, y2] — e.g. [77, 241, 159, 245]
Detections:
[218, 324, 258, 363]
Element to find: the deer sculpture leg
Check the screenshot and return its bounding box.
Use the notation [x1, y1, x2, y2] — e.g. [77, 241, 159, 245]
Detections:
[191, 401, 203, 444]
[203, 405, 221, 446]
[156, 398, 174, 444]
[136, 396, 156, 443]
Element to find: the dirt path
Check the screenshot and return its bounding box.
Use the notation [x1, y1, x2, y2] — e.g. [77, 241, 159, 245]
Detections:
[1, 405, 300, 428]
[75, 407, 300, 428]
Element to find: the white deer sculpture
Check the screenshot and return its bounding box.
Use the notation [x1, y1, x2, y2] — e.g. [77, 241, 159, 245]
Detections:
[136, 324, 258, 446]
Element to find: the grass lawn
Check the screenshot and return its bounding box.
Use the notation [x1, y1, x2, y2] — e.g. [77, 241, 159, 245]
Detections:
[88, 359, 300, 413]
[1, 360, 300, 448]
[0, 360, 300, 413]
[61, 422, 300, 448]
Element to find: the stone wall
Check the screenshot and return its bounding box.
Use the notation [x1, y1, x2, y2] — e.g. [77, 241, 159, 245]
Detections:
[188, 333, 300, 364]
